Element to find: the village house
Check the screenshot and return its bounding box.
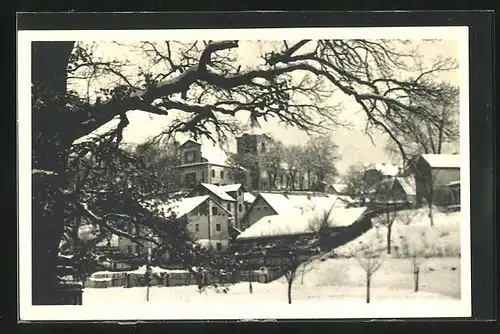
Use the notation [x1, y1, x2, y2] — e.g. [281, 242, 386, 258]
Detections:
[156, 195, 233, 252]
[178, 139, 242, 188]
[103, 195, 234, 260]
[363, 163, 401, 189]
[218, 184, 252, 231]
[186, 183, 236, 222]
[234, 206, 370, 258]
[408, 154, 461, 207]
[312, 181, 349, 195]
[368, 175, 417, 208]
[239, 192, 354, 230]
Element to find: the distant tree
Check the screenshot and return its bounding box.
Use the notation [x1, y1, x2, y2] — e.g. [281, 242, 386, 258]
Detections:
[283, 145, 304, 190]
[306, 135, 341, 184]
[133, 139, 181, 198]
[260, 140, 286, 189]
[342, 164, 368, 198]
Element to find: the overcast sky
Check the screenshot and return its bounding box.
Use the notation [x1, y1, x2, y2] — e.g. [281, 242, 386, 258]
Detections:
[73, 39, 460, 175]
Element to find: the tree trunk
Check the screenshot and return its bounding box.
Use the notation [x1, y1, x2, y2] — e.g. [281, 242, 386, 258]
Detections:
[366, 273, 371, 304]
[31, 41, 75, 305]
[287, 278, 293, 304]
[414, 266, 420, 292]
[387, 225, 392, 255]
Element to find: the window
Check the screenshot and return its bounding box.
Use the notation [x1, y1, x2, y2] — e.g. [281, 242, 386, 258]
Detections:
[127, 245, 133, 254]
[195, 224, 199, 232]
[216, 243, 223, 251]
[184, 172, 197, 186]
[257, 207, 260, 211]
[220, 171, 224, 178]
[211, 169, 215, 177]
[201, 171, 205, 182]
[227, 203, 231, 211]
[136, 245, 142, 255]
[239, 204, 243, 212]
[184, 150, 196, 163]
[216, 224, 222, 231]
[261, 142, 266, 153]
[212, 206, 218, 215]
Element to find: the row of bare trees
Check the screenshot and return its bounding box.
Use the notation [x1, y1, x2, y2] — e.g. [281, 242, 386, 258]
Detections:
[228, 135, 340, 191]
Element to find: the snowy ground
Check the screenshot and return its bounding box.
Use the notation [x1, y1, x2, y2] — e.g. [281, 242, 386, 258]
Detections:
[82, 257, 460, 305]
[82, 208, 461, 306]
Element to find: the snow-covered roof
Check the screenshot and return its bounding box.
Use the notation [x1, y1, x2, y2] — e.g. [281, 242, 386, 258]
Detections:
[421, 154, 461, 169]
[331, 194, 355, 204]
[219, 184, 243, 193]
[179, 139, 201, 148]
[237, 206, 367, 239]
[154, 196, 209, 218]
[259, 193, 338, 215]
[396, 176, 416, 195]
[367, 163, 400, 176]
[331, 183, 348, 193]
[200, 183, 236, 202]
[243, 192, 256, 204]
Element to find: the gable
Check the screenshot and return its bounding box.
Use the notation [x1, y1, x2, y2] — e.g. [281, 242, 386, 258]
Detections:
[180, 139, 201, 149]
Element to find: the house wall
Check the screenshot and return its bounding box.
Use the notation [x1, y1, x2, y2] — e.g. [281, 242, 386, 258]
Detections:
[432, 168, 461, 186]
[241, 196, 277, 230]
[184, 199, 231, 252]
[117, 224, 153, 256]
[179, 164, 210, 188]
[188, 187, 235, 217]
[414, 157, 460, 207]
[209, 164, 234, 186]
[179, 142, 202, 165]
[227, 189, 247, 230]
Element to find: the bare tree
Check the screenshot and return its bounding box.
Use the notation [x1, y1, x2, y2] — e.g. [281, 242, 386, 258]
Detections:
[385, 82, 460, 161]
[342, 164, 369, 198]
[31, 39, 456, 304]
[373, 202, 399, 254]
[354, 233, 385, 303]
[307, 135, 341, 184]
[284, 145, 304, 190]
[397, 209, 429, 292]
[260, 139, 286, 189]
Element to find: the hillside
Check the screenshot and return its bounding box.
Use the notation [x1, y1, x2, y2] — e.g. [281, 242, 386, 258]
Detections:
[334, 207, 461, 258]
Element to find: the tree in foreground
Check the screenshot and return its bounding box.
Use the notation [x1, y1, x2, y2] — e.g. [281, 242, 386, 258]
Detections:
[354, 230, 385, 303]
[31, 39, 456, 304]
[397, 209, 429, 292]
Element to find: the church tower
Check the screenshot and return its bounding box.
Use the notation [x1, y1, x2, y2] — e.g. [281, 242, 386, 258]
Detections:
[235, 119, 272, 190]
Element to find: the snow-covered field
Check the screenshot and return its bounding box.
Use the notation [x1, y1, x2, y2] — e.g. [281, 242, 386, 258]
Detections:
[82, 257, 460, 305]
[82, 208, 461, 306]
[335, 208, 461, 258]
